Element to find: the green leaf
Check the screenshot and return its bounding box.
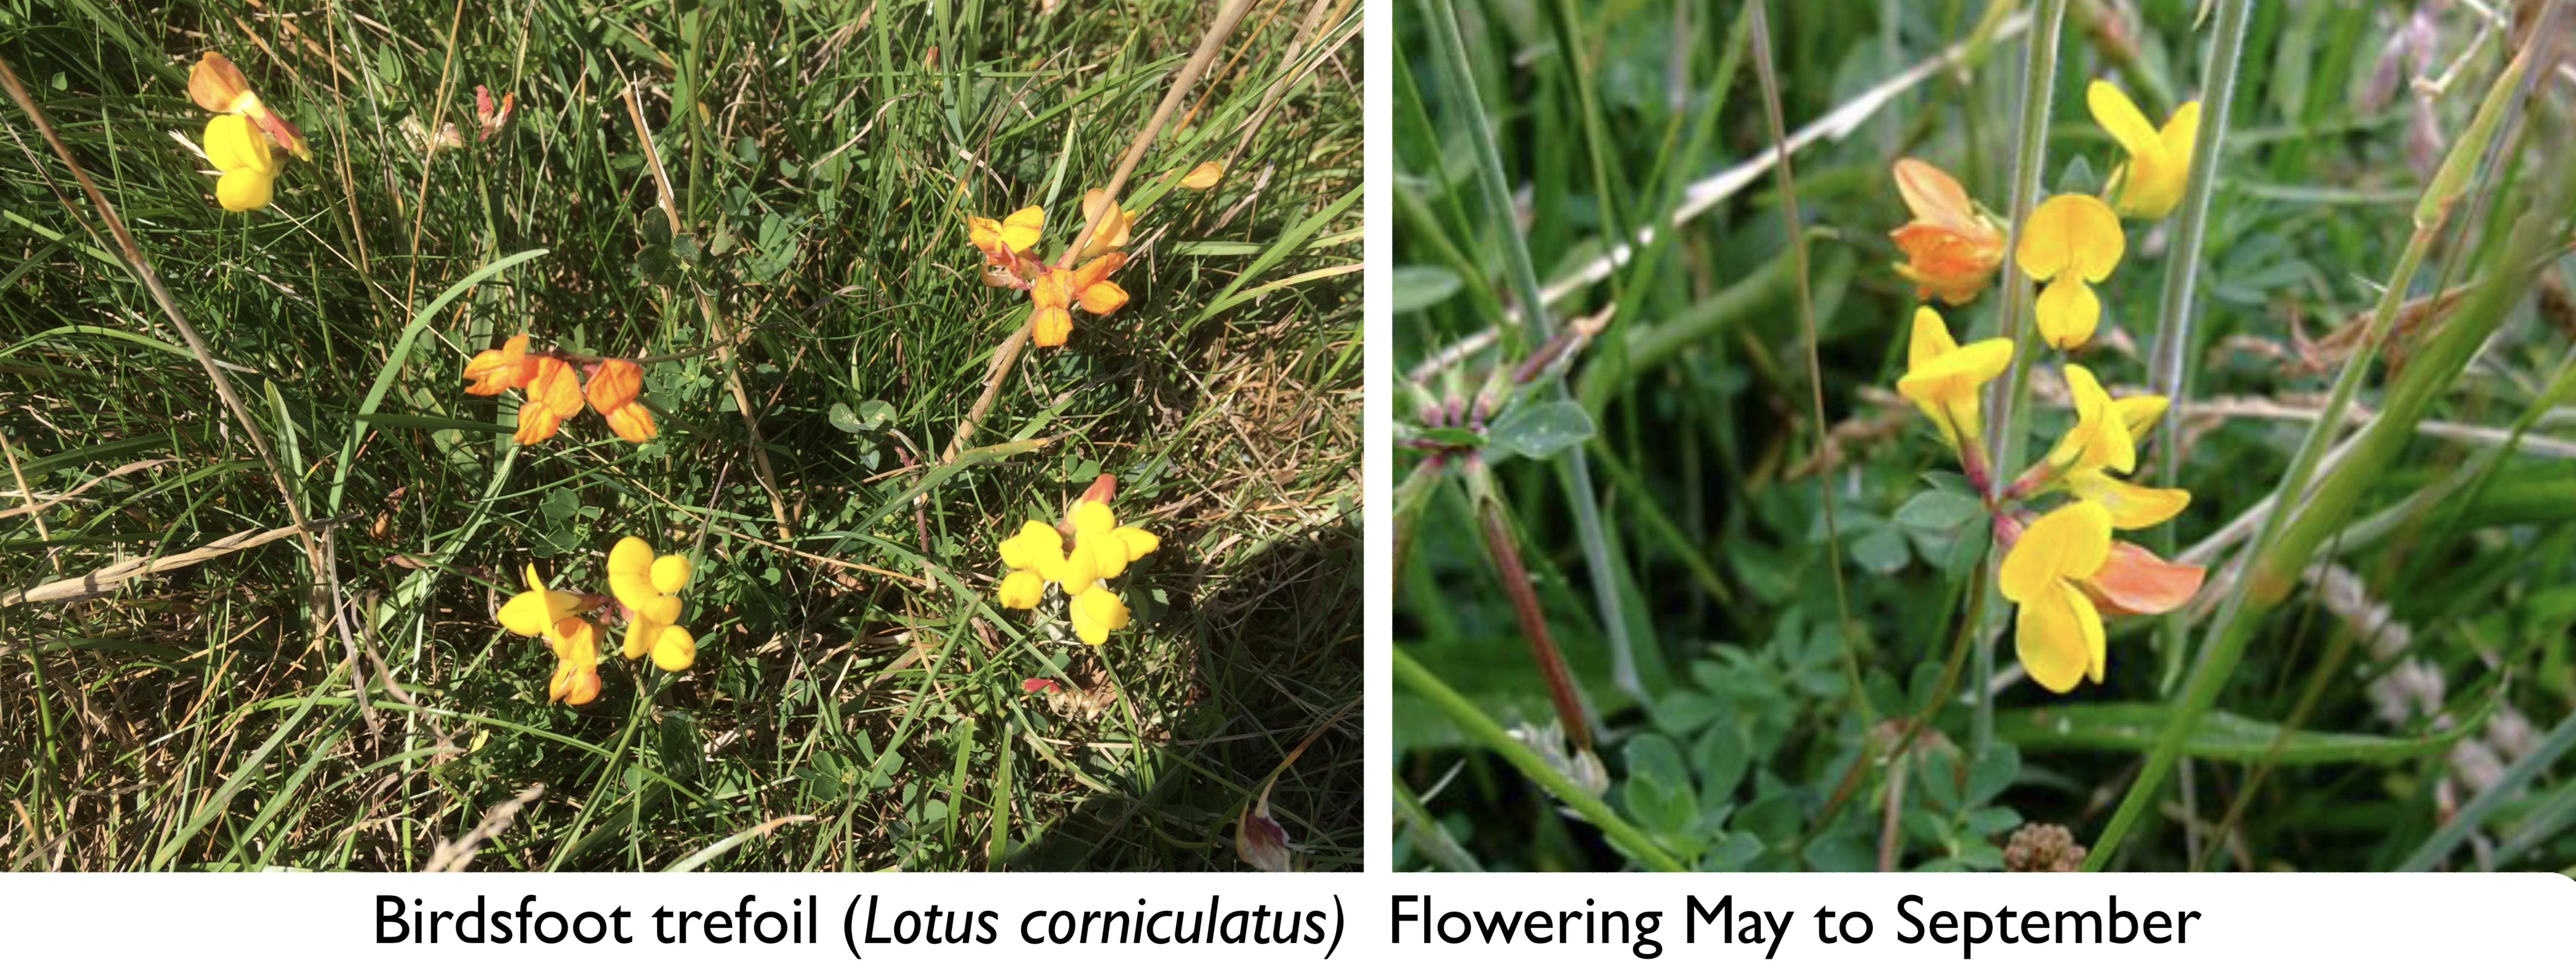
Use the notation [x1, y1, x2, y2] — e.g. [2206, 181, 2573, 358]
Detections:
[1893, 489, 1984, 531]
[1486, 399, 1596, 460]
[1997, 703, 2482, 764]
[1391, 266, 1463, 314]
[1621, 734, 1695, 837]
[1850, 526, 1911, 574]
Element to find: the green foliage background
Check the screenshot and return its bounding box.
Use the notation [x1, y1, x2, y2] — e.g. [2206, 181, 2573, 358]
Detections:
[1, 0, 1362, 871]
[1395, 0, 2576, 872]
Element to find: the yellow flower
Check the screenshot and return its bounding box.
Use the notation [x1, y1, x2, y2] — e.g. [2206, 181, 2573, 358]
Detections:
[2037, 365, 2189, 528]
[608, 536, 696, 672]
[547, 615, 603, 705]
[188, 52, 308, 159]
[996, 520, 1068, 607]
[968, 205, 1044, 260]
[2088, 81, 2200, 221]
[1889, 158, 2006, 305]
[583, 358, 657, 443]
[2044, 365, 2137, 475]
[1999, 500, 2114, 693]
[1178, 161, 1224, 190]
[1026, 252, 1130, 347]
[1895, 306, 2013, 453]
[992, 480, 1159, 645]
[1065, 496, 1160, 588]
[2014, 195, 2125, 349]
[203, 114, 284, 212]
[496, 564, 586, 637]
[462, 334, 540, 395]
[1078, 189, 1138, 259]
[495, 564, 610, 706]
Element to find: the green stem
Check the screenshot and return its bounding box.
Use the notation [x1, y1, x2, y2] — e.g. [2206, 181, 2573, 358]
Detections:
[1750, 0, 1870, 721]
[1425, 0, 1650, 700]
[2148, 0, 2253, 690]
[1975, 0, 2071, 758]
[1394, 647, 1683, 872]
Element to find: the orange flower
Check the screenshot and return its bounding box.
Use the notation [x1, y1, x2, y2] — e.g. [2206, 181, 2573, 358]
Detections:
[1889, 158, 2006, 306]
[1025, 252, 1130, 347]
[187, 52, 309, 160]
[187, 52, 258, 115]
[462, 334, 540, 394]
[513, 356, 585, 445]
[584, 359, 657, 443]
[1178, 161, 1224, 189]
[1078, 189, 1137, 259]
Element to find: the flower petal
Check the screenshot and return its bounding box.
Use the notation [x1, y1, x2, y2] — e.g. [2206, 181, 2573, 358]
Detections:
[2035, 276, 2101, 350]
[622, 617, 662, 660]
[1999, 500, 2114, 602]
[1077, 585, 1130, 632]
[604, 402, 657, 442]
[586, 358, 644, 415]
[188, 53, 256, 114]
[650, 623, 696, 672]
[214, 168, 275, 212]
[2014, 194, 2124, 283]
[2015, 579, 2104, 693]
[527, 356, 585, 422]
[2083, 541, 2208, 616]
[1893, 157, 1979, 231]
[1071, 500, 1117, 537]
[512, 397, 565, 445]
[2067, 470, 2190, 530]
[202, 113, 273, 177]
[632, 593, 682, 626]
[1109, 525, 1159, 560]
[650, 554, 692, 594]
[1179, 161, 1224, 189]
[998, 568, 1045, 609]
[1077, 534, 1127, 581]
[1030, 304, 1073, 347]
[2086, 80, 2163, 159]
[1077, 278, 1129, 316]
[606, 536, 659, 608]
[497, 590, 558, 636]
[1057, 543, 1100, 595]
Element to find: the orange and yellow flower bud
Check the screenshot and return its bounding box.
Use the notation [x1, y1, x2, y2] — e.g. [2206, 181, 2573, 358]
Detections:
[1889, 158, 2006, 305]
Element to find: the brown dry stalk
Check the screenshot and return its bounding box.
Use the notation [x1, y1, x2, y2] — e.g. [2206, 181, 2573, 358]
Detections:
[1, 518, 343, 608]
[941, 0, 1258, 463]
[619, 76, 794, 536]
[1479, 500, 1592, 756]
[0, 54, 326, 584]
[424, 783, 544, 873]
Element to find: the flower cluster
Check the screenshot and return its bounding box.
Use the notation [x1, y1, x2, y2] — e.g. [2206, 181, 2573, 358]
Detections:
[1887, 80, 2195, 350]
[963, 161, 1223, 347]
[1901, 310, 2205, 694]
[994, 476, 1160, 645]
[188, 52, 309, 212]
[462, 335, 658, 445]
[495, 537, 696, 705]
[1883, 79, 2209, 693]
